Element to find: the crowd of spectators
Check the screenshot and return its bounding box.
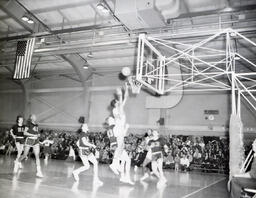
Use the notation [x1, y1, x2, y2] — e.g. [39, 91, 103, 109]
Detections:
[0, 128, 230, 173]
[161, 135, 229, 173]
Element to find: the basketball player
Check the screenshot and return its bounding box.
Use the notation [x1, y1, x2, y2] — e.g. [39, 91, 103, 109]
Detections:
[148, 130, 167, 187]
[106, 121, 118, 153]
[140, 130, 154, 181]
[106, 116, 119, 174]
[107, 117, 134, 184]
[41, 136, 54, 165]
[72, 123, 103, 186]
[119, 133, 134, 185]
[109, 83, 129, 175]
[10, 115, 25, 170]
[15, 114, 43, 178]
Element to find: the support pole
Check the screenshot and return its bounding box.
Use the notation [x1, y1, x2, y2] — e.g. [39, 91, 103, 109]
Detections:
[229, 113, 244, 178]
[231, 72, 236, 115]
[229, 72, 244, 179]
[61, 54, 93, 123]
[20, 80, 31, 118]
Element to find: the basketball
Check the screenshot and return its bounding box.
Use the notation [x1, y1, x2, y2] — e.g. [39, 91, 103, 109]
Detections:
[121, 67, 131, 76]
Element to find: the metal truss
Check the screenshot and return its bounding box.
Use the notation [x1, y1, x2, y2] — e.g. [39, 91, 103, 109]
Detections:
[136, 28, 256, 116]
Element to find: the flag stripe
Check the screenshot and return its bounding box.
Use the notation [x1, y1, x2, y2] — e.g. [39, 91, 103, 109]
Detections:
[24, 39, 30, 78]
[13, 38, 35, 79]
[26, 38, 35, 78]
[21, 55, 25, 79]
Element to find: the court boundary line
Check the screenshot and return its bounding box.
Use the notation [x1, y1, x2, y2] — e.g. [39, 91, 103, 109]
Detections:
[181, 177, 226, 198]
[0, 177, 112, 196]
[0, 177, 87, 192]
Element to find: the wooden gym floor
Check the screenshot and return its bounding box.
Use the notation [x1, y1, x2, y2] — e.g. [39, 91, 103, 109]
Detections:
[0, 156, 229, 198]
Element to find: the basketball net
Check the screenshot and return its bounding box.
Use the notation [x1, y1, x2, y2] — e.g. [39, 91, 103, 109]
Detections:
[128, 76, 142, 94]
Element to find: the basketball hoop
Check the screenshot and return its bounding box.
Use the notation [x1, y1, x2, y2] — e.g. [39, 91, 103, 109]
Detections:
[128, 76, 142, 94]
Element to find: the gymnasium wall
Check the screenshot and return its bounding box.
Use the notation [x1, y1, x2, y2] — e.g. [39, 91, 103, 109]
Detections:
[0, 78, 83, 129]
[0, 74, 256, 136]
[89, 74, 256, 136]
[0, 80, 23, 126]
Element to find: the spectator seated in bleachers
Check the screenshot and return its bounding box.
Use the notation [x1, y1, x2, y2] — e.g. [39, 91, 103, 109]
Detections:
[174, 153, 180, 172]
[180, 154, 190, 172]
[132, 145, 147, 171]
[163, 145, 173, 169]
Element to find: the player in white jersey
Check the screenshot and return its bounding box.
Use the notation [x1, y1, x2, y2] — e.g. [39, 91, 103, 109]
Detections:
[109, 83, 128, 174]
[41, 137, 54, 165]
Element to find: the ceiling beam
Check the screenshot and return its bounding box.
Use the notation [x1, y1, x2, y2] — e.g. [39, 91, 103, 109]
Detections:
[0, 1, 109, 23]
[60, 54, 92, 83]
[47, 16, 114, 30]
[0, 24, 123, 42]
[59, 74, 81, 83]
[0, 15, 9, 20]
[0, 0, 34, 33]
[1, 26, 256, 59]
[0, 59, 65, 67]
[0, 52, 137, 66]
[32, 69, 77, 78]
[31, 0, 95, 14]
[35, 43, 136, 57]
[0, 38, 136, 60]
[168, 4, 256, 22]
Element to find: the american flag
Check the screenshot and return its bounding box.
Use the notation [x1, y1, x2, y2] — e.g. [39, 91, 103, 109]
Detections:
[13, 38, 35, 79]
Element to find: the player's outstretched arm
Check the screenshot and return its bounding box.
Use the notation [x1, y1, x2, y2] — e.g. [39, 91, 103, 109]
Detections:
[122, 82, 129, 106]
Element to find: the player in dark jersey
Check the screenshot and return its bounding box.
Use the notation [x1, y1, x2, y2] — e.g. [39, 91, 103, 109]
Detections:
[107, 124, 118, 152]
[140, 130, 154, 181]
[10, 115, 25, 171]
[148, 130, 167, 187]
[15, 114, 43, 177]
[72, 123, 103, 186]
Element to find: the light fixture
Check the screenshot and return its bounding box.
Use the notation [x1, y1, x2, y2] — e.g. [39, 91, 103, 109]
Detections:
[230, 32, 237, 37]
[234, 56, 240, 60]
[83, 60, 89, 69]
[21, 16, 29, 21]
[39, 38, 45, 43]
[96, 1, 109, 13]
[87, 51, 93, 58]
[223, 1, 233, 12]
[101, 8, 109, 13]
[27, 19, 34, 24]
[21, 15, 34, 24]
[96, 3, 105, 10]
[223, 7, 233, 12]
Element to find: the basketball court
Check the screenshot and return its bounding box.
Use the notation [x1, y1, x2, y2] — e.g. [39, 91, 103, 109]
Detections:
[0, 156, 228, 198]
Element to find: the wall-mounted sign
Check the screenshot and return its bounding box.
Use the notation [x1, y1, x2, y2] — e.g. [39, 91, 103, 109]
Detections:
[204, 110, 219, 115]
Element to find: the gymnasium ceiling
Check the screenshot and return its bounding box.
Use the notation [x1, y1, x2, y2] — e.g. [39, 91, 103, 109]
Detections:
[0, 0, 256, 82]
